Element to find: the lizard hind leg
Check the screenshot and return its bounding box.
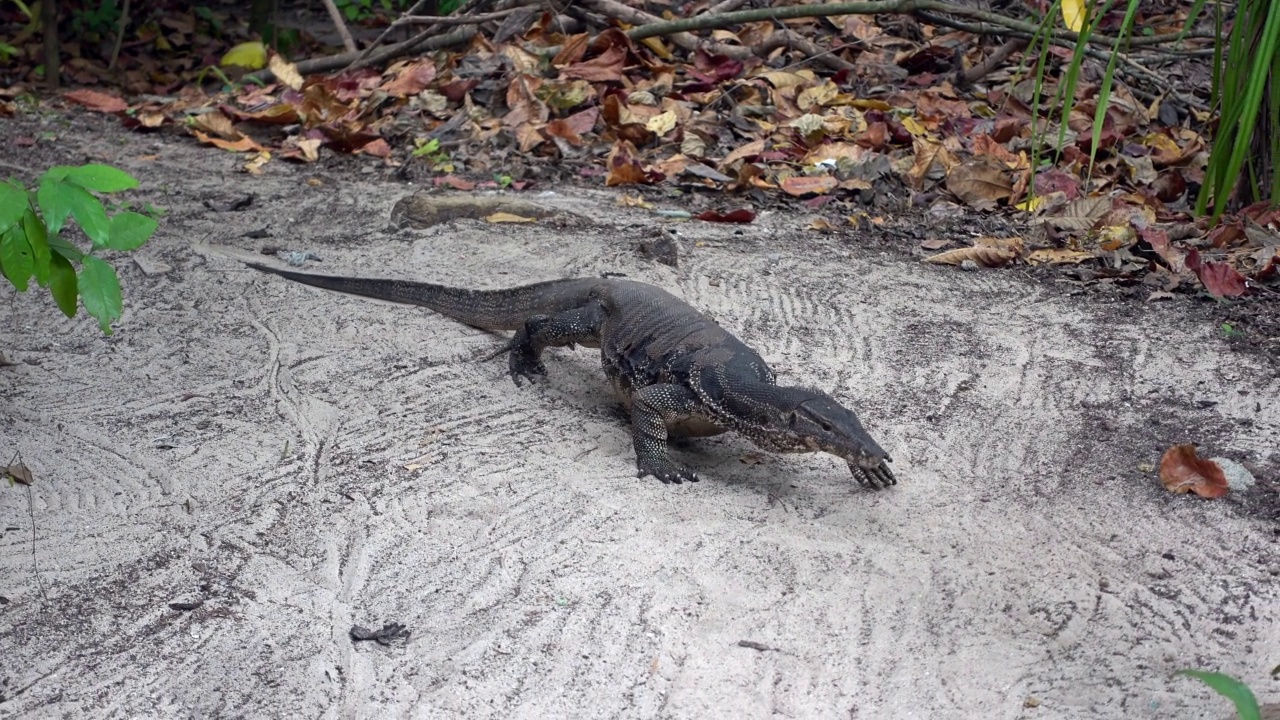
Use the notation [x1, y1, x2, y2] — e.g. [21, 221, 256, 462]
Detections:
[630, 384, 703, 484]
[486, 305, 603, 386]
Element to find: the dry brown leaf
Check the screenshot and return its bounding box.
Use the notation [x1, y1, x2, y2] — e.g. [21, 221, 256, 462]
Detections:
[605, 140, 649, 186]
[924, 245, 1018, 267]
[1025, 248, 1096, 265]
[920, 238, 951, 250]
[808, 217, 837, 232]
[191, 111, 240, 139]
[5, 463, 33, 485]
[780, 175, 838, 197]
[381, 59, 437, 97]
[907, 136, 948, 189]
[1043, 196, 1111, 231]
[946, 157, 1011, 208]
[1158, 444, 1229, 498]
[192, 130, 263, 153]
[563, 46, 626, 83]
[64, 89, 128, 113]
[975, 236, 1025, 254]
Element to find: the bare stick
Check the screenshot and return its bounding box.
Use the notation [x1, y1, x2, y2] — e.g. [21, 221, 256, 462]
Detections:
[351, 0, 431, 67]
[399, 8, 522, 25]
[42, 0, 59, 89]
[321, 0, 359, 52]
[956, 38, 1024, 87]
[108, 0, 130, 70]
[247, 26, 477, 81]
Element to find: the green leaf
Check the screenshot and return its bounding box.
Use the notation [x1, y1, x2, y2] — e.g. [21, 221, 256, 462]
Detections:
[0, 180, 27, 233]
[22, 209, 51, 286]
[64, 164, 138, 193]
[48, 232, 84, 263]
[37, 178, 72, 235]
[104, 211, 158, 251]
[63, 183, 110, 248]
[0, 225, 34, 291]
[48, 253, 78, 318]
[39, 165, 74, 184]
[1178, 670, 1260, 720]
[78, 255, 122, 334]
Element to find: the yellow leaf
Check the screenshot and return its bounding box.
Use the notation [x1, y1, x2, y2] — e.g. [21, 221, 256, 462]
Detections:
[638, 36, 672, 59]
[1015, 195, 1045, 212]
[645, 110, 678, 136]
[900, 116, 926, 136]
[269, 54, 303, 91]
[1061, 0, 1086, 32]
[222, 41, 267, 70]
[485, 212, 537, 223]
[244, 150, 271, 175]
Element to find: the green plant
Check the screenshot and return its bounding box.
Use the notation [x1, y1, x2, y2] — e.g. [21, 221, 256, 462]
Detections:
[411, 137, 454, 172]
[0, 164, 158, 334]
[1022, 0, 1143, 201]
[69, 0, 123, 38]
[1178, 670, 1260, 720]
[1194, 0, 1280, 221]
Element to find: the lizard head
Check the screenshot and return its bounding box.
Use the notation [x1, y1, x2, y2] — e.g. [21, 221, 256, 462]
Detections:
[742, 387, 895, 487]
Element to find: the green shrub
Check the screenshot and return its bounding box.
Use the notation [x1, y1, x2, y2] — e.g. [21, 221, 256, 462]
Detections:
[0, 164, 157, 334]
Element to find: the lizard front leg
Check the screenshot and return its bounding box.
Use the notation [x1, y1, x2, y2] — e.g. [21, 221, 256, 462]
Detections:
[630, 384, 703, 484]
[484, 304, 603, 385]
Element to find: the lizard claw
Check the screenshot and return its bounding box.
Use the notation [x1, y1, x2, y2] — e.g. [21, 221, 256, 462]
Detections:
[851, 460, 896, 489]
[636, 458, 699, 484]
[508, 360, 547, 386]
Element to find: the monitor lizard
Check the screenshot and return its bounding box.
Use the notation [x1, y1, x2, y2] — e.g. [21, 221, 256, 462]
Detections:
[245, 263, 897, 488]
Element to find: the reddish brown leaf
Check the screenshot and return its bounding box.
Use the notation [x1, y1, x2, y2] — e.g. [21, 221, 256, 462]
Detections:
[439, 78, 478, 103]
[970, 134, 1019, 166]
[856, 121, 889, 150]
[1137, 226, 1186, 272]
[695, 208, 756, 223]
[605, 140, 648, 186]
[1151, 170, 1187, 203]
[1034, 168, 1081, 200]
[192, 130, 263, 153]
[1159, 444, 1229, 498]
[780, 175, 838, 197]
[543, 107, 599, 146]
[1185, 248, 1248, 298]
[64, 89, 128, 113]
[563, 46, 626, 83]
[433, 175, 477, 190]
[553, 33, 591, 66]
[382, 60, 437, 97]
[355, 138, 392, 158]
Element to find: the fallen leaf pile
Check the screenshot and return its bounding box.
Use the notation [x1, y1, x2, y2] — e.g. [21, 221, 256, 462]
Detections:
[3, 0, 1278, 298]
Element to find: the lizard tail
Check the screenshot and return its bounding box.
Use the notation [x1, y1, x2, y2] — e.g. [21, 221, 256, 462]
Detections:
[244, 262, 600, 331]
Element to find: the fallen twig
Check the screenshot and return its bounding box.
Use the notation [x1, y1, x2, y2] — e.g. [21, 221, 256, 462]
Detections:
[247, 26, 478, 82]
[957, 38, 1025, 88]
[399, 8, 523, 25]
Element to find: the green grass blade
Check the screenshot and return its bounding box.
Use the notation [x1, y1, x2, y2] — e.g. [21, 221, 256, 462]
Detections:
[1177, 670, 1261, 720]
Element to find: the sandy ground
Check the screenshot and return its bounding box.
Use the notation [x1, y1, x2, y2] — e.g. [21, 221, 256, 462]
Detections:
[0, 115, 1277, 719]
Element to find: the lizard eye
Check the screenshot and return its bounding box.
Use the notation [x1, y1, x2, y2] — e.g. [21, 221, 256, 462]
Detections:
[819, 421, 832, 432]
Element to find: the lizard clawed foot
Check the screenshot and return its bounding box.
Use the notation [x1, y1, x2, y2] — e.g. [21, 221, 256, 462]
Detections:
[636, 458, 700, 484]
[851, 460, 896, 489]
[507, 351, 547, 386]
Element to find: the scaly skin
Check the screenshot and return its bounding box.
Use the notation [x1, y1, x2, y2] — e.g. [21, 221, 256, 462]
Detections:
[246, 263, 896, 488]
